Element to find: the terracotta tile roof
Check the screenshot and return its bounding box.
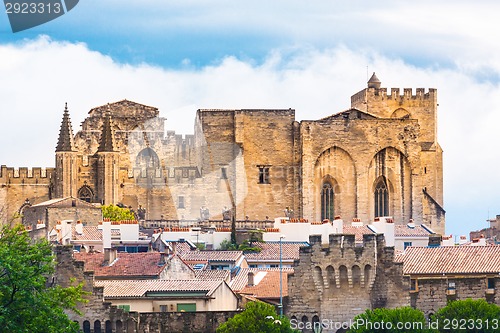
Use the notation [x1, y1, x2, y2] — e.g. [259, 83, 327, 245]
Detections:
[74, 252, 167, 278]
[72, 226, 120, 241]
[230, 267, 294, 292]
[343, 225, 375, 242]
[240, 270, 289, 298]
[94, 279, 223, 298]
[394, 225, 433, 237]
[397, 246, 500, 275]
[243, 242, 308, 262]
[162, 241, 197, 255]
[195, 269, 231, 281]
[180, 250, 244, 263]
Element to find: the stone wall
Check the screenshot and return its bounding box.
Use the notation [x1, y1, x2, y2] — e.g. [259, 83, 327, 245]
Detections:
[0, 165, 53, 225]
[23, 204, 102, 231]
[2, 81, 445, 233]
[410, 277, 500, 317]
[286, 233, 409, 332]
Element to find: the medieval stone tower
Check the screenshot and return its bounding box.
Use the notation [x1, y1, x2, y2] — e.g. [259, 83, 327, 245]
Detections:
[1, 74, 445, 234]
[286, 233, 409, 331]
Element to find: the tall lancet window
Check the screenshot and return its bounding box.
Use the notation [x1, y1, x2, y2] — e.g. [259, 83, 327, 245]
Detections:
[321, 182, 334, 221]
[374, 177, 389, 217]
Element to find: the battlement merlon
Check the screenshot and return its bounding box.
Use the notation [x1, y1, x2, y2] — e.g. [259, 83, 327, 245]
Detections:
[304, 233, 387, 251]
[1, 165, 55, 180]
[351, 87, 437, 107]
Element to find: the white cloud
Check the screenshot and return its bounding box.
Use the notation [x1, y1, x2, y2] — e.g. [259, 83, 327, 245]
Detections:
[1, 36, 499, 236]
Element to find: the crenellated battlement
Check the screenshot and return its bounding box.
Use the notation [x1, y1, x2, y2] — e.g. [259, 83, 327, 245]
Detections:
[305, 233, 385, 253]
[0, 165, 55, 184]
[351, 87, 437, 105]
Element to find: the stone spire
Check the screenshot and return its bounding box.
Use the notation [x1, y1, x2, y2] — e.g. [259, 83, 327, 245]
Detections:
[367, 72, 381, 89]
[97, 110, 118, 152]
[55, 103, 77, 152]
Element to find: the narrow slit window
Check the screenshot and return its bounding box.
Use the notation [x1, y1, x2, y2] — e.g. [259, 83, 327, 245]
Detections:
[258, 166, 270, 184]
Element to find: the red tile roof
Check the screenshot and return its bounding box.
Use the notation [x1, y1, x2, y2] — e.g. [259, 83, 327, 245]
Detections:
[239, 270, 290, 298]
[243, 242, 308, 262]
[74, 252, 167, 278]
[230, 267, 294, 292]
[94, 279, 224, 298]
[343, 225, 374, 242]
[396, 246, 500, 275]
[195, 269, 231, 281]
[72, 226, 121, 241]
[394, 225, 433, 237]
[162, 241, 195, 255]
[180, 250, 244, 263]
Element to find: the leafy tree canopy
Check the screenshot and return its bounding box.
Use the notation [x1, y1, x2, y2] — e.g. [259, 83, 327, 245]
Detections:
[101, 204, 135, 221]
[431, 298, 500, 333]
[348, 306, 430, 333]
[216, 301, 298, 333]
[0, 224, 86, 333]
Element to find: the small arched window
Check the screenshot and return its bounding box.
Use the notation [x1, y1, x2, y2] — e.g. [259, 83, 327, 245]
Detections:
[321, 182, 334, 221]
[83, 321, 91, 333]
[78, 186, 94, 203]
[374, 177, 389, 217]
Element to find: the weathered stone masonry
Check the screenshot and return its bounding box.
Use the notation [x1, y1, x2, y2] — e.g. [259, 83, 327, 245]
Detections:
[286, 234, 409, 330]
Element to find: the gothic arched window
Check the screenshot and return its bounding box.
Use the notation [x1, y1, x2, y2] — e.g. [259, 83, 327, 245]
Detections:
[321, 182, 334, 221]
[136, 147, 160, 169]
[78, 186, 94, 203]
[374, 177, 389, 217]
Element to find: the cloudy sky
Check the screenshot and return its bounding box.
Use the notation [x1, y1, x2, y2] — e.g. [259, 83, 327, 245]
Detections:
[1, 1, 499, 237]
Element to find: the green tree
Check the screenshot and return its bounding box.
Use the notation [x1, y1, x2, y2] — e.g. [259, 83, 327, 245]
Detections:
[0, 224, 86, 333]
[348, 306, 430, 333]
[230, 217, 237, 245]
[431, 298, 500, 333]
[217, 301, 298, 333]
[218, 239, 238, 250]
[101, 204, 135, 221]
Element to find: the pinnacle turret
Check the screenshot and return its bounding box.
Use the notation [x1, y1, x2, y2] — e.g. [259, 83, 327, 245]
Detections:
[55, 103, 77, 152]
[97, 112, 118, 152]
[367, 72, 381, 89]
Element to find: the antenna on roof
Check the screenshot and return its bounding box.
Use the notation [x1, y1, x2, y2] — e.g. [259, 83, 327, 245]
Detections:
[366, 66, 369, 82]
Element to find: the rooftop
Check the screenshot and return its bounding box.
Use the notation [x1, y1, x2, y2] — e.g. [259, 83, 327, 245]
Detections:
[94, 279, 223, 298]
[243, 242, 308, 262]
[396, 245, 500, 275]
[394, 224, 433, 237]
[230, 267, 294, 293]
[74, 252, 167, 278]
[179, 250, 244, 263]
[240, 270, 289, 299]
[342, 225, 374, 242]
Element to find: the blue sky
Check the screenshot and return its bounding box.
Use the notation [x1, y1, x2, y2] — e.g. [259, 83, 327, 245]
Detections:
[1, 1, 500, 238]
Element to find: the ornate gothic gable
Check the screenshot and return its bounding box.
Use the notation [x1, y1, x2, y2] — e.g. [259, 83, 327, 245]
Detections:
[88, 99, 159, 120]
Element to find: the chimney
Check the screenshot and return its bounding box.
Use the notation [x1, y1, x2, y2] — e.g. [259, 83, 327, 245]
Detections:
[36, 220, 46, 230]
[102, 221, 117, 265]
[158, 252, 166, 266]
[103, 247, 117, 266]
[102, 221, 112, 249]
[60, 220, 72, 245]
[75, 220, 83, 235]
[332, 216, 344, 234]
[247, 272, 255, 287]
